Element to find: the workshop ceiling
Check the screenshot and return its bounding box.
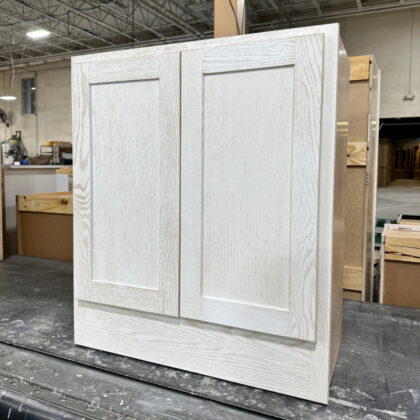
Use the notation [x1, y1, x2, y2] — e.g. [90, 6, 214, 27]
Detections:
[0, 0, 419, 67]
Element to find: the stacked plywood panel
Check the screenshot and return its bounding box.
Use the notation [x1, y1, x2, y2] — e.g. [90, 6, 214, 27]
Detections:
[380, 223, 420, 309]
[343, 55, 380, 301]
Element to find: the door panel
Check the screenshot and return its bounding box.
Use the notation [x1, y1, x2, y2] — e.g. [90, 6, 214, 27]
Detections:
[180, 36, 324, 341]
[73, 53, 180, 316]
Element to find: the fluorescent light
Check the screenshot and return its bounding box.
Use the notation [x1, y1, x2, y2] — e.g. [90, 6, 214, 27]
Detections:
[0, 96, 17, 101]
[27, 29, 51, 39]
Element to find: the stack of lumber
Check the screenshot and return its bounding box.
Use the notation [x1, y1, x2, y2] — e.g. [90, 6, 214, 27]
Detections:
[17, 192, 73, 262]
[380, 224, 420, 308]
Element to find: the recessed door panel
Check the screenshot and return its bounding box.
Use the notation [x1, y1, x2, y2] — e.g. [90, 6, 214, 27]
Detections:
[181, 36, 324, 341]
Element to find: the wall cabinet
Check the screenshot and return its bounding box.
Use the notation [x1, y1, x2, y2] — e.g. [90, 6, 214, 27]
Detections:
[72, 24, 348, 404]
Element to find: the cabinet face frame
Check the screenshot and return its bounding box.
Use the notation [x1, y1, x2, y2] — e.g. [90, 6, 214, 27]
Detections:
[73, 24, 347, 404]
[72, 53, 181, 317]
[180, 36, 324, 341]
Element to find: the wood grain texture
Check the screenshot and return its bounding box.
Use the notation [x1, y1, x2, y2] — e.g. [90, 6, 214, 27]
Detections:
[347, 138, 367, 166]
[77, 300, 315, 398]
[383, 260, 420, 308]
[180, 35, 323, 341]
[328, 38, 348, 384]
[344, 167, 365, 267]
[349, 55, 370, 81]
[343, 56, 380, 302]
[72, 53, 180, 316]
[56, 167, 73, 176]
[363, 57, 380, 301]
[343, 266, 363, 290]
[73, 24, 346, 404]
[17, 192, 73, 215]
[343, 290, 361, 300]
[18, 212, 73, 261]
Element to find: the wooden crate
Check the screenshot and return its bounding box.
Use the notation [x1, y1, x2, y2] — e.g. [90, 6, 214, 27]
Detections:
[343, 55, 380, 302]
[17, 192, 73, 262]
[380, 224, 420, 309]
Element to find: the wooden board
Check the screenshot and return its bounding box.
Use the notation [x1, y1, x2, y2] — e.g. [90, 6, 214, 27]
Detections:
[343, 265, 363, 290]
[17, 212, 73, 261]
[343, 290, 362, 300]
[344, 167, 365, 267]
[343, 55, 380, 302]
[56, 167, 73, 176]
[72, 24, 347, 404]
[214, 0, 245, 37]
[347, 138, 367, 166]
[383, 260, 420, 308]
[17, 192, 72, 215]
[349, 55, 370, 81]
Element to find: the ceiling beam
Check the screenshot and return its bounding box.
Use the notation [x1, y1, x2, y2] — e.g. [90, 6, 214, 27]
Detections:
[356, 0, 363, 11]
[58, 1, 143, 43]
[312, 0, 324, 15]
[81, 0, 166, 42]
[251, 1, 420, 29]
[10, 0, 112, 47]
[0, 30, 213, 69]
[136, 0, 203, 39]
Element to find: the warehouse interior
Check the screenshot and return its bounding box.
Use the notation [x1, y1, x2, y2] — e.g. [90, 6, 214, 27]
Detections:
[0, 1, 418, 419]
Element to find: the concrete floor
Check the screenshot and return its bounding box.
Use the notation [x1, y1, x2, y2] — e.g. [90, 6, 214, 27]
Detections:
[376, 179, 420, 219]
[0, 256, 419, 419]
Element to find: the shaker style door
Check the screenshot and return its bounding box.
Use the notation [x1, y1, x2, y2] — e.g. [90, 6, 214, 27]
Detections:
[73, 53, 180, 316]
[180, 35, 324, 341]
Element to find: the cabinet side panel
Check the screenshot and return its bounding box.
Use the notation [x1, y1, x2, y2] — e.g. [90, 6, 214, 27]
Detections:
[364, 57, 380, 301]
[329, 39, 349, 381]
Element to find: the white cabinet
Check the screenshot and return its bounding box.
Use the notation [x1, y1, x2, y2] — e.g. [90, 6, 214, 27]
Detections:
[73, 24, 348, 404]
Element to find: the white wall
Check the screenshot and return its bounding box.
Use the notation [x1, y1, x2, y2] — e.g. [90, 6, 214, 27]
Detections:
[319, 8, 420, 118]
[0, 60, 71, 156]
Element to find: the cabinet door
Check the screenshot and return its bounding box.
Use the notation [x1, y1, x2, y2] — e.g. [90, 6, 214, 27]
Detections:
[73, 53, 180, 316]
[181, 36, 323, 341]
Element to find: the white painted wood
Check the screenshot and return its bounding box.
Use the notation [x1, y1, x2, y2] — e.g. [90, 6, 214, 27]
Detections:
[73, 24, 347, 404]
[180, 35, 323, 341]
[76, 299, 314, 400]
[72, 53, 180, 316]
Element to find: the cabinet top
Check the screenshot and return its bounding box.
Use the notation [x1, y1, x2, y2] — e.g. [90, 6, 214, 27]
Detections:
[72, 23, 341, 66]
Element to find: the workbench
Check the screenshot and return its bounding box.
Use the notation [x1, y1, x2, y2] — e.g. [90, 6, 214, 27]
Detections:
[0, 256, 418, 419]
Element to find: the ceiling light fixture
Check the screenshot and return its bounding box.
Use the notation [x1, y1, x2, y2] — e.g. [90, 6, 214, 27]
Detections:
[0, 46, 17, 101]
[0, 95, 17, 101]
[27, 29, 51, 40]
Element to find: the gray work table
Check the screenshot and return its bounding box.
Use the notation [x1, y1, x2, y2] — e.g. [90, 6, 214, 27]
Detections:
[0, 255, 418, 419]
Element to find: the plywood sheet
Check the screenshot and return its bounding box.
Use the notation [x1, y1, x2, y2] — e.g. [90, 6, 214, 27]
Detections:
[383, 260, 420, 308]
[343, 265, 363, 291]
[343, 290, 362, 300]
[344, 167, 365, 267]
[18, 212, 73, 261]
[347, 138, 367, 166]
[348, 81, 369, 141]
[17, 192, 73, 215]
[349, 55, 370, 81]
